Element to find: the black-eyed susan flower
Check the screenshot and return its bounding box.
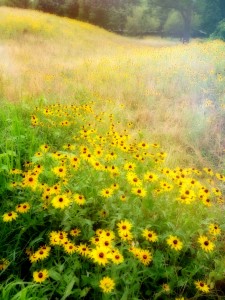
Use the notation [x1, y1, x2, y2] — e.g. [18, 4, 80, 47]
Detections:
[111, 183, 119, 190]
[34, 151, 43, 158]
[194, 280, 210, 293]
[33, 269, 49, 283]
[52, 165, 67, 177]
[138, 142, 149, 149]
[35, 245, 51, 261]
[139, 249, 152, 266]
[208, 223, 221, 236]
[119, 230, 133, 242]
[203, 168, 214, 176]
[167, 235, 183, 251]
[73, 194, 86, 205]
[77, 243, 90, 257]
[151, 143, 160, 148]
[90, 236, 101, 246]
[0, 258, 9, 270]
[127, 172, 142, 186]
[49, 231, 68, 246]
[144, 171, 158, 182]
[99, 209, 108, 218]
[99, 237, 113, 249]
[124, 162, 136, 171]
[131, 187, 147, 197]
[117, 220, 132, 232]
[16, 202, 31, 213]
[202, 197, 212, 207]
[64, 242, 77, 254]
[212, 188, 221, 196]
[103, 230, 115, 241]
[9, 168, 22, 175]
[52, 194, 70, 209]
[70, 228, 81, 237]
[142, 229, 158, 242]
[162, 283, 170, 292]
[110, 250, 124, 264]
[40, 144, 50, 152]
[22, 174, 38, 189]
[215, 173, 225, 181]
[120, 194, 127, 201]
[2, 211, 18, 222]
[100, 188, 114, 198]
[198, 236, 215, 252]
[90, 246, 110, 266]
[99, 276, 115, 293]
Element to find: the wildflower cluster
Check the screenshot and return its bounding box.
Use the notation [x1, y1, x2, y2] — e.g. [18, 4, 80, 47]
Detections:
[1, 102, 225, 299]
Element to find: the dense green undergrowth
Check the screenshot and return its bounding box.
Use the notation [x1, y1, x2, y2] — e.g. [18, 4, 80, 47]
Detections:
[0, 99, 225, 300]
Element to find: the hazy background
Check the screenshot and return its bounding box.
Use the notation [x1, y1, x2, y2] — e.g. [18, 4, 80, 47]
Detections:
[1, 0, 225, 42]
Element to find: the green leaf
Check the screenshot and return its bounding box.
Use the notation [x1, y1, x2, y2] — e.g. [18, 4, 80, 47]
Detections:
[49, 269, 61, 281]
[0, 164, 9, 172]
[6, 150, 16, 156]
[80, 287, 90, 297]
[121, 288, 129, 300]
[61, 279, 76, 300]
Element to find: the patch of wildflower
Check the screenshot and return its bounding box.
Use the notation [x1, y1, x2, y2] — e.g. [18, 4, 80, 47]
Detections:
[2, 101, 225, 299]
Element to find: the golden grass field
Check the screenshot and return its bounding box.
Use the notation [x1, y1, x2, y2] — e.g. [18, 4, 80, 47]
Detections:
[0, 6, 225, 169]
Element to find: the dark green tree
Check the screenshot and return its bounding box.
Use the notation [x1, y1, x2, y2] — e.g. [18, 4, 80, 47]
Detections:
[37, 0, 66, 15]
[196, 0, 222, 35]
[4, 0, 31, 8]
[64, 0, 79, 18]
[149, 0, 196, 41]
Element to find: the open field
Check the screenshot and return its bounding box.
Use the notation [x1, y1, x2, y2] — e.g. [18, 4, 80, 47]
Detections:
[0, 7, 225, 300]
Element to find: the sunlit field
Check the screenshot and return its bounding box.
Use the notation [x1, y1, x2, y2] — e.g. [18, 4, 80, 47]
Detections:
[0, 6, 225, 300]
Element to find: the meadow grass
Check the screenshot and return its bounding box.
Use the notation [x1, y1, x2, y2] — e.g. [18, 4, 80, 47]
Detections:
[0, 7, 225, 167]
[0, 6, 225, 300]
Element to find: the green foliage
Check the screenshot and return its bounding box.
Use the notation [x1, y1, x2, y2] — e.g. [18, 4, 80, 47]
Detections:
[163, 10, 183, 37]
[196, 0, 222, 35]
[37, 0, 66, 15]
[1, 0, 225, 39]
[1, 0, 31, 8]
[64, 0, 79, 18]
[126, 5, 160, 35]
[211, 19, 225, 41]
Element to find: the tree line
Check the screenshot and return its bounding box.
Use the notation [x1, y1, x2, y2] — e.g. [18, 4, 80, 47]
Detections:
[1, 0, 225, 41]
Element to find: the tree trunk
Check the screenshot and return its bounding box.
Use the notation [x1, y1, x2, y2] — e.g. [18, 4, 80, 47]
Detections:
[183, 15, 191, 42]
[180, 6, 192, 43]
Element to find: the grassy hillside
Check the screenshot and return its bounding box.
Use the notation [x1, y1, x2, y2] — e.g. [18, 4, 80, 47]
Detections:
[0, 7, 224, 168]
[0, 7, 225, 300]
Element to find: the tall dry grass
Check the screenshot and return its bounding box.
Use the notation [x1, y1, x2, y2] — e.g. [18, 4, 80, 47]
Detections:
[0, 6, 225, 169]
